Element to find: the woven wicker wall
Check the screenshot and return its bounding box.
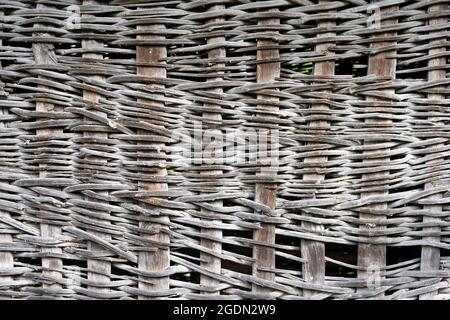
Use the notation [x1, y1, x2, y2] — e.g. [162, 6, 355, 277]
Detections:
[1, 0, 450, 300]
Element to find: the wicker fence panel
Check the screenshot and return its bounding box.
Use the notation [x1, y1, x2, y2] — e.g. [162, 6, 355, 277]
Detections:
[0, 0, 450, 300]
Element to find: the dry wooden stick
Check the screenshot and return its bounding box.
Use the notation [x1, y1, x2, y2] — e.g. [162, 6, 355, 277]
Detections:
[253, 11, 280, 294]
[32, 2, 63, 291]
[301, 9, 335, 296]
[419, 3, 447, 300]
[82, 0, 111, 295]
[0, 9, 14, 298]
[136, 21, 170, 299]
[358, 4, 398, 297]
[200, 4, 225, 294]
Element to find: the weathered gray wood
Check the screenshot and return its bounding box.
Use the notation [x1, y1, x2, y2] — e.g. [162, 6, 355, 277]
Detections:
[253, 10, 280, 294]
[358, 4, 398, 298]
[1, 0, 450, 300]
[0, 9, 14, 299]
[82, 0, 111, 296]
[32, 2, 63, 292]
[419, 3, 447, 300]
[301, 2, 335, 296]
[136, 18, 170, 299]
[200, 4, 225, 294]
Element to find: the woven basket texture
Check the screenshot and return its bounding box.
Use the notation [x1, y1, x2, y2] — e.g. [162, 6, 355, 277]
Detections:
[1, 0, 450, 300]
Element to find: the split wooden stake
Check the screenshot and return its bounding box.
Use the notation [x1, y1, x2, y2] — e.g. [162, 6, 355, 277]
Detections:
[136, 21, 170, 299]
[200, 4, 226, 294]
[33, 2, 63, 291]
[358, 4, 398, 297]
[82, 0, 111, 294]
[301, 9, 335, 296]
[0, 9, 14, 298]
[253, 11, 280, 294]
[419, 3, 448, 300]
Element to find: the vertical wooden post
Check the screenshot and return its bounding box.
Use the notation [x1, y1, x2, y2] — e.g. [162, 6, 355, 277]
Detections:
[82, 0, 111, 294]
[419, 3, 447, 300]
[200, 4, 225, 294]
[136, 18, 170, 299]
[32, 3, 63, 290]
[301, 8, 335, 296]
[0, 9, 14, 298]
[358, 3, 397, 296]
[253, 10, 280, 294]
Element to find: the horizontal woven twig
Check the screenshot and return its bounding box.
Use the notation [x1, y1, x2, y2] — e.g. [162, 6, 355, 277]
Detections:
[0, 0, 449, 300]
